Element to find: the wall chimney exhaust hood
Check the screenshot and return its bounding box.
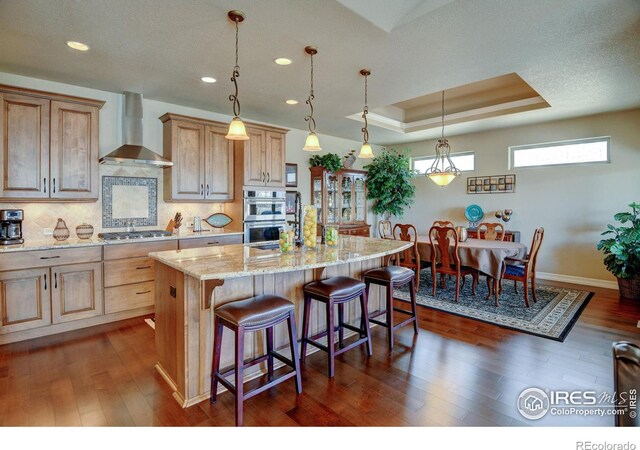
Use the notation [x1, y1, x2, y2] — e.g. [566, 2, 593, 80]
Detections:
[99, 91, 173, 167]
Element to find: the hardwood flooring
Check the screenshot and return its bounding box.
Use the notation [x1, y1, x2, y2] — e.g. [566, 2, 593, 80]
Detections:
[0, 281, 638, 427]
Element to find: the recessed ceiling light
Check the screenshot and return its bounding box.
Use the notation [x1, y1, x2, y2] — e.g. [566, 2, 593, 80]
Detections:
[66, 41, 90, 51]
[274, 58, 292, 66]
[285, 99, 298, 105]
[201, 77, 217, 83]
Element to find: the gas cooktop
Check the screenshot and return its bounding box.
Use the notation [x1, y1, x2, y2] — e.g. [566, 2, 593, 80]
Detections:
[98, 230, 173, 241]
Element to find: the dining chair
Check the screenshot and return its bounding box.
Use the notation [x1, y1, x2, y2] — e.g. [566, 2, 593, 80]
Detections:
[392, 224, 423, 290]
[378, 219, 393, 239]
[477, 222, 505, 241]
[432, 220, 454, 228]
[500, 227, 544, 307]
[428, 225, 476, 302]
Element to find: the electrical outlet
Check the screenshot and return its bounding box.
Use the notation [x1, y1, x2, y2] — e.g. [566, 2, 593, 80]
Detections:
[43, 228, 54, 236]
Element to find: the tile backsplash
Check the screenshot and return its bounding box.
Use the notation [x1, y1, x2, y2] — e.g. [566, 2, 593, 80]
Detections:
[0, 165, 228, 241]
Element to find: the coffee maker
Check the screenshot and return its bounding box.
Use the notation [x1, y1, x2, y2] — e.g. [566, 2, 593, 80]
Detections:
[0, 209, 24, 245]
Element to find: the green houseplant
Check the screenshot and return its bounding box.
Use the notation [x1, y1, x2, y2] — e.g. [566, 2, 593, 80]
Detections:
[309, 153, 343, 172]
[596, 202, 640, 299]
[364, 148, 417, 218]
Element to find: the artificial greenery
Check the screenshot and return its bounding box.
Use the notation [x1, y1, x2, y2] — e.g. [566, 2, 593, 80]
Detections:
[364, 148, 417, 218]
[596, 202, 640, 279]
[309, 153, 343, 172]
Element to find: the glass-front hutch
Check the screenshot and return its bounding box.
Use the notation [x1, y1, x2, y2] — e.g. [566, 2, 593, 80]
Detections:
[310, 166, 371, 236]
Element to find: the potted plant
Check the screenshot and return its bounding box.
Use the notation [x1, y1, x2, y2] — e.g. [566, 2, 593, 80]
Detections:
[597, 202, 640, 299]
[309, 153, 343, 172]
[364, 148, 417, 219]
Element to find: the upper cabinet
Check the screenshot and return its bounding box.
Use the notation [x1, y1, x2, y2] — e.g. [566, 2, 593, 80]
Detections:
[161, 113, 234, 202]
[0, 85, 103, 201]
[238, 125, 288, 188]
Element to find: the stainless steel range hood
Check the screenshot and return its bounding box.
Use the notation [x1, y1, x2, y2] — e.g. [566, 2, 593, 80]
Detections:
[99, 91, 173, 167]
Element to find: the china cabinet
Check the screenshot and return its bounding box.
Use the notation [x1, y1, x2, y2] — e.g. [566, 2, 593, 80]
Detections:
[309, 166, 370, 236]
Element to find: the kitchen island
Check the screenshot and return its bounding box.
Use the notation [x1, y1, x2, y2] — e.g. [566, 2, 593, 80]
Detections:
[149, 236, 412, 407]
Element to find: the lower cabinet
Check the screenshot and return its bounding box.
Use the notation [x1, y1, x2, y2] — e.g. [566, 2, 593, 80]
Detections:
[0, 268, 50, 334]
[51, 262, 103, 324]
[338, 225, 371, 237]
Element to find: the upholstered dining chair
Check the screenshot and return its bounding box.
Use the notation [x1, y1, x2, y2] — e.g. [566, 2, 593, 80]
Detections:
[392, 224, 423, 290]
[428, 225, 476, 302]
[477, 222, 505, 241]
[500, 227, 544, 307]
[378, 219, 393, 239]
[432, 220, 454, 228]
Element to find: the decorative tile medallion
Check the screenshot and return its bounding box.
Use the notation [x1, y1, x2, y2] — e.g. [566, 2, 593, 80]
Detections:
[102, 176, 158, 228]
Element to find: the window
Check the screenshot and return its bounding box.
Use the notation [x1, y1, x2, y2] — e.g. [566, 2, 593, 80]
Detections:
[509, 137, 610, 169]
[412, 151, 475, 175]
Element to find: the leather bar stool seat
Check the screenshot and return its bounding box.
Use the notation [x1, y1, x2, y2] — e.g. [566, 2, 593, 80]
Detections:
[613, 341, 640, 427]
[210, 294, 302, 426]
[301, 276, 372, 378]
[363, 265, 419, 350]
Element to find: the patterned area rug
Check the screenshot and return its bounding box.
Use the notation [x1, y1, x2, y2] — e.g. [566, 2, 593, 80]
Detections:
[395, 269, 594, 342]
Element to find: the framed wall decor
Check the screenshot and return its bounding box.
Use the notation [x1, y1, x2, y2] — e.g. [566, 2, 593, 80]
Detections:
[285, 163, 298, 187]
[467, 174, 516, 194]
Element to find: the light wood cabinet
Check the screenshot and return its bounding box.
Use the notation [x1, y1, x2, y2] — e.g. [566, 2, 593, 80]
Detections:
[241, 127, 287, 188]
[177, 234, 243, 250]
[161, 113, 234, 202]
[51, 262, 103, 324]
[265, 131, 285, 187]
[0, 85, 104, 201]
[0, 268, 50, 334]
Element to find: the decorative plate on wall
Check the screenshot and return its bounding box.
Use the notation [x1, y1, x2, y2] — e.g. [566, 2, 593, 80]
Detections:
[204, 213, 233, 228]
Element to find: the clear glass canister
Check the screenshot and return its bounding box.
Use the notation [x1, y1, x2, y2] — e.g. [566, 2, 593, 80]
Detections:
[279, 228, 295, 253]
[302, 205, 318, 250]
[324, 225, 339, 248]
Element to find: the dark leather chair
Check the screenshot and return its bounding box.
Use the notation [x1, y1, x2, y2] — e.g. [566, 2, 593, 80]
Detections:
[210, 294, 302, 426]
[613, 341, 640, 427]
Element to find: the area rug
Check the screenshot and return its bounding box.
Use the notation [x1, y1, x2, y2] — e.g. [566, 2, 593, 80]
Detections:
[395, 270, 594, 342]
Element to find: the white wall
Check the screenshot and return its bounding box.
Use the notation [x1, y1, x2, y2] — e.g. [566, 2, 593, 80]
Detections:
[386, 109, 640, 285]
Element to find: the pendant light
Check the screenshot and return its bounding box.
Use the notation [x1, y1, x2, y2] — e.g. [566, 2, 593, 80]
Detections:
[358, 69, 374, 158]
[303, 46, 321, 151]
[225, 10, 249, 141]
[425, 90, 460, 186]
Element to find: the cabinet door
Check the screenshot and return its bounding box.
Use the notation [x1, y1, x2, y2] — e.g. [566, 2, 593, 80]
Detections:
[0, 93, 50, 199]
[51, 262, 103, 324]
[204, 124, 234, 200]
[0, 268, 50, 334]
[49, 101, 99, 199]
[169, 121, 205, 200]
[243, 128, 266, 187]
[265, 131, 285, 187]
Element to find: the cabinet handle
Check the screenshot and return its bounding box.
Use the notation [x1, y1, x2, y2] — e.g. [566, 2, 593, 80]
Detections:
[200, 184, 204, 195]
[206, 184, 210, 196]
[136, 265, 151, 270]
[136, 290, 151, 295]
[267, 172, 270, 183]
[207, 241, 220, 245]
[54, 273, 58, 289]
[44, 273, 47, 290]
[40, 256, 60, 260]
[262, 172, 265, 183]
[43, 178, 47, 194]
[53, 178, 56, 193]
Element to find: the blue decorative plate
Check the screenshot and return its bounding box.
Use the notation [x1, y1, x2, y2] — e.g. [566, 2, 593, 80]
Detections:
[204, 213, 233, 228]
[464, 204, 484, 222]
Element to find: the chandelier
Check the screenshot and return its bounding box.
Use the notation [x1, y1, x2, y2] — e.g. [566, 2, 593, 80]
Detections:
[425, 90, 460, 186]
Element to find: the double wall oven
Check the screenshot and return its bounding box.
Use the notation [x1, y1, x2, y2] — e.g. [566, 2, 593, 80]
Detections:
[243, 190, 287, 243]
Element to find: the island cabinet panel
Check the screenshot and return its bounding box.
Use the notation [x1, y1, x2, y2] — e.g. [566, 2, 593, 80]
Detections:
[51, 262, 103, 324]
[0, 93, 50, 199]
[0, 268, 50, 334]
[49, 101, 99, 200]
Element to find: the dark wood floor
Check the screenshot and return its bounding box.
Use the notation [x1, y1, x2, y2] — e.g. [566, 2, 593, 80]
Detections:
[0, 281, 638, 427]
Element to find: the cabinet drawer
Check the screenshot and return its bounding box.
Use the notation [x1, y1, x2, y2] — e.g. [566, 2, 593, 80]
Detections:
[103, 240, 177, 260]
[0, 246, 102, 272]
[178, 234, 242, 249]
[105, 281, 155, 314]
[104, 257, 155, 287]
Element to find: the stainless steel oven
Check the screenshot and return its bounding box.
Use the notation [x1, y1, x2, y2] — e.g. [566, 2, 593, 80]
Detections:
[244, 220, 286, 244]
[243, 190, 286, 222]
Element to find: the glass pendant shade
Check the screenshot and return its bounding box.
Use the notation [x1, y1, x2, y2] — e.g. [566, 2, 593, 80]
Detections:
[225, 117, 249, 140]
[303, 132, 321, 151]
[428, 172, 457, 186]
[358, 142, 374, 158]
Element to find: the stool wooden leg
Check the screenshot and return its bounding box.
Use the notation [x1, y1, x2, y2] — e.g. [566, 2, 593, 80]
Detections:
[300, 295, 311, 364]
[210, 315, 224, 404]
[362, 281, 371, 338]
[287, 310, 303, 394]
[360, 289, 373, 357]
[337, 303, 345, 349]
[326, 300, 336, 378]
[266, 326, 274, 381]
[234, 326, 245, 427]
[386, 282, 394, 350]
[409, 277, 419, 334]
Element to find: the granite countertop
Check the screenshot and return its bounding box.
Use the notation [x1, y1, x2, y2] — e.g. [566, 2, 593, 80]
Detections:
[0, 228, 244, 253]
[148, 236, 412, 281]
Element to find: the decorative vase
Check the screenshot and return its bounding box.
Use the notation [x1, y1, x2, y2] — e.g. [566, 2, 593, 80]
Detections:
[302, 205, 318, 250]
[53, 218, 70, 241]
[343, 150, 356, 169]
[455, 226, 468, 242]
[75, 223, 94, 240]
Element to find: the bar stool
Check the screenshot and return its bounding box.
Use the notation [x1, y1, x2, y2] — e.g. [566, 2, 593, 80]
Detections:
[363, 266, 419, 350]
[301, 276, 372, 378]
[210, 294, 302, 427]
